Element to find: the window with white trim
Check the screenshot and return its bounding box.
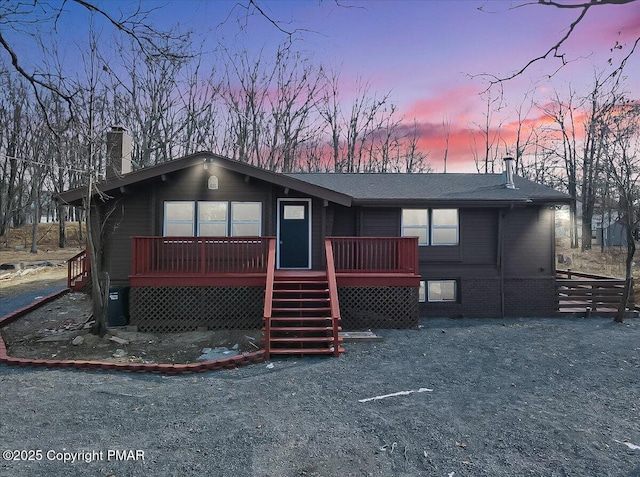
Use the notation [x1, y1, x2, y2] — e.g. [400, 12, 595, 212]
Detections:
[401, 208, 459, 246]
[163, 201, 262, 237]
[231, 202, 262, 236]
[401, 209, 429, 245]
[431, 209, 459, 245]
[164, 201, 195, 236]
[427, 280, 457, 302]
[197, 201, 228, 236]
[419, 281, 426, 303]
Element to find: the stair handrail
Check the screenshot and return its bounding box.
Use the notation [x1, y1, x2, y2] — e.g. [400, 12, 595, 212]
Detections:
[262, 237, 276, 360]
[324, 239, 342, 357]
[67, 249, 90, 290]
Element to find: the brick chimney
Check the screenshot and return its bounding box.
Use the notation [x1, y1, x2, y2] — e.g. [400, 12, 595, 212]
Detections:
[106, 126, 132, 180]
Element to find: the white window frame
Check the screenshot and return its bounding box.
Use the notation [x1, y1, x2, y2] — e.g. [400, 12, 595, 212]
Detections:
[431, 209, 459, 246]
[197, 201, 228, 236]
[163, 201, 263, 237]
[163, 201, 195, 237]
[419, 280, 426, 303]
[401, 209, 429, 246]
[427, 280, 457, 302]
[230, 202, 262, 237]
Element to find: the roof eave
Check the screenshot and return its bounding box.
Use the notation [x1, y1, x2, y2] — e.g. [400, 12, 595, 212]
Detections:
[57, 152, 353, 207]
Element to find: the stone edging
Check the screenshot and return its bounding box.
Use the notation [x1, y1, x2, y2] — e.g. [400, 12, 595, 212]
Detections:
[0, 289, 266, 375]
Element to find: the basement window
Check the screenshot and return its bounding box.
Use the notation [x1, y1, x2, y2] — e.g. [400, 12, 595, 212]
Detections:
[427, 280, 457, 302]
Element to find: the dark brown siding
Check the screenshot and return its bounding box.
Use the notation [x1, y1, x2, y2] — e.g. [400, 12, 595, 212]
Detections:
[101, 189, 154, 285]
[154, 164, 274, 236]
[360, 207, 399, 236]
[503, 206, 554, 278]
[331, 205, 356, 236]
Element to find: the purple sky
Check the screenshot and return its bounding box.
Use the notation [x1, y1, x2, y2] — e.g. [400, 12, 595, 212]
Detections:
[38, 0, 640, 172]
[166, 0, 640, 171]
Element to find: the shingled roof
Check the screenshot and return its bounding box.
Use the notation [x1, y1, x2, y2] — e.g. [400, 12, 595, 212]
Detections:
[58, 152, 571, 206]
[286, 172, 571, 205]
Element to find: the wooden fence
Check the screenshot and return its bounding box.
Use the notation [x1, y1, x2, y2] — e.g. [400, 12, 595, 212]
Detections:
[556, 269, 634, 313]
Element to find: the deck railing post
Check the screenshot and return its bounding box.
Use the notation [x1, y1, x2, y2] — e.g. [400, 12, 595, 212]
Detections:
[325, 238, 342, 357]
[263, 237, 276, 361]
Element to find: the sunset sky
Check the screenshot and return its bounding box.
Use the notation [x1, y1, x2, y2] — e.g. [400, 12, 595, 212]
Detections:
[19, 0, 640, 172]
[165, 0, 640, 171]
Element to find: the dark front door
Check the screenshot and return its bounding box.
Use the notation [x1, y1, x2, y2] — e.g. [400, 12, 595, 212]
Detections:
[278, 199, 311, 268]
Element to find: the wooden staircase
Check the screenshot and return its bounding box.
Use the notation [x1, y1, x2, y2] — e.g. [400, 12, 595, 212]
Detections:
[263, 239, 343, 359]
[67, 249, 91, 291]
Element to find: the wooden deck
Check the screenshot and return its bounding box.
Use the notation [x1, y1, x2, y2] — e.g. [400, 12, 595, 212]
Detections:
[129, 236, 421, 288]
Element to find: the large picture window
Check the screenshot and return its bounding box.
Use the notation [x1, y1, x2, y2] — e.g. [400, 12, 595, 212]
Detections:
[163, 201, 261, 237]
[401, 208, 459, 246]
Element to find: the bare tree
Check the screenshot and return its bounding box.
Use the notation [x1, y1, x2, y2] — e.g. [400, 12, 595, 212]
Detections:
[477, 0, 639, 85]
[540, 87, 581, 248]
[602, 98, 640, 322]
[471, 89, 505, 174]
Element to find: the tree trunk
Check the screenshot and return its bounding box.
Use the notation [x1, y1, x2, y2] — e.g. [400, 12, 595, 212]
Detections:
[614, 227, 635, 323]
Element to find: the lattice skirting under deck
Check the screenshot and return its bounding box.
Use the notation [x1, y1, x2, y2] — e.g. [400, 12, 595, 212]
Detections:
[338, 286, 419, 330]
[130, 286, 264, 333]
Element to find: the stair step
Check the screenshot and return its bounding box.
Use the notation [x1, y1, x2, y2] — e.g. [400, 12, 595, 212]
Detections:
[272, 307, 331, 312]
[268, 316, 333, 322]
[272, 298, 330, 303]
[274, 280, 328, 285]
[269, 347, 345, 355]
[273, 289, 329, 294]
[270, 337, 337, 343]
[270, 326, 339, 332]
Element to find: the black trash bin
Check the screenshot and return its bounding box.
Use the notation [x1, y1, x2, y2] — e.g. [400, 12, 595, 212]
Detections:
[107, 286, 130, 327]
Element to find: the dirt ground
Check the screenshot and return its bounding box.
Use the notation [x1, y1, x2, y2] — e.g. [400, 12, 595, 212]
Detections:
[1, 317, 639, 477]
[1, 223, 261, 364]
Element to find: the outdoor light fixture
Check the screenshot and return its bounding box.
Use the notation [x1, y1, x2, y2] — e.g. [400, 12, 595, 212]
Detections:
[203, 157, 214, 170]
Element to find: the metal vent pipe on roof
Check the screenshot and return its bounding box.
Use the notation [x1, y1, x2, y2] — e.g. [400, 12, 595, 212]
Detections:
[503, 157, 516, 190]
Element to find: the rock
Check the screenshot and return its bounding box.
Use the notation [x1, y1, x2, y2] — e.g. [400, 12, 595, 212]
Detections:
[197, 347, 237, 361]
[109, 336, 130, 345]
[71, 336, 84, 346]
[113, 349, 126, 358]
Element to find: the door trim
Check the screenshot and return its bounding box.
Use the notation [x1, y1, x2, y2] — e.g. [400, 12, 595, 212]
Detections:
[276, 198, 312, 269]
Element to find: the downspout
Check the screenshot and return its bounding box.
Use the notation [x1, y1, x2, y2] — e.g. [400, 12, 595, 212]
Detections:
[498, 209, 505, 318]
[499, 205, 514, 318]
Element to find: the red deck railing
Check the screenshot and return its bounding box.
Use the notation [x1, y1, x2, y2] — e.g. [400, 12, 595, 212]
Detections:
[324, 239, 342, 357]
[328, 236, 419, 274]
[262, 238, 276, 360]
[131, 236, 274, 276]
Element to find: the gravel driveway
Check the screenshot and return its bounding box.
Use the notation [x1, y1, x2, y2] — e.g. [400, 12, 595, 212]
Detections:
[1, 317, 639, 477]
